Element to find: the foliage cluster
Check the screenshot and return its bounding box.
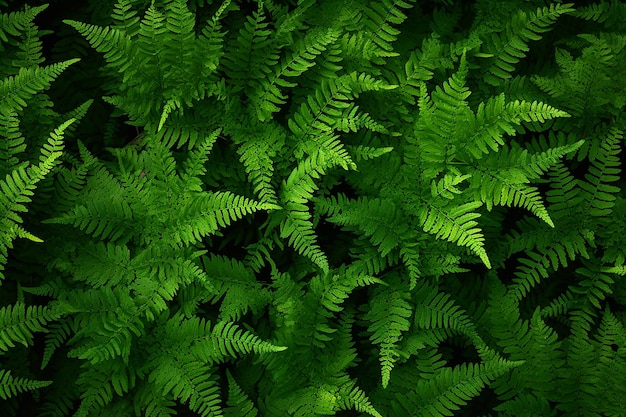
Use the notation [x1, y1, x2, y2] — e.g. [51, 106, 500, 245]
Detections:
[1, 0, 626, 416]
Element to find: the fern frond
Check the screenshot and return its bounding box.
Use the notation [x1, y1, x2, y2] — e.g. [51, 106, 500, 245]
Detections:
[360, 0, 416, 53]
[279, 144, 357, 272]
[179, 129, 220, 191]
[72, 241, 133, 288]
[164, 317, 286, 365]
[469, 168, 553, 227]
[336, 379, 383, 417]
[572, 259, 615, 310]
[68, 0, 225, 131]
[231, 123, 283, 205]
[480, 3, 575, 85]
[545, 161, 583, 219]
[222, 5, 278, 94]
[0, 369, 52, 400]
[0, 118, 72, 280]
[8, 9, 47, 70]
[41, 320, 73, 369]
[65, 287, 143, 364]
[165, 191, 278, 247]
[516, 139, 584, 178]
[311, 268, 383, 315]
[531, 33, 623, 119]
[410, 55, 471, 178]
[201, 254, 271, 321]
[0, 109, 25, 175]
[462, 94, 571, 159]
[0, 303, 58, 351]
[0, 119, 69, 226]
[0, 5, 49, 58]
[571, 0, 626, 31]
[413, 282, 477, 337]
[364, 286, 412, 388]
[401, 35, 446, 97]
[250, 27, 339, 121]
[111, 0, 141, 36]
[490, 308, 564, 415]
[509, 238, 591, 300]
[148, 359, 222, 417]
[416, 200, 491, 269]
[0, 58, 79, 111]
[285, 384, 339, 417]
[399, 359, 521, 417]
[43, 186, 135, 242]
[347, 144, 394, 162]
[316, 195, 407, 257]
[578, 128, 621, 218]
[224, 370, 258, 417]
[288, 77, 353, 142]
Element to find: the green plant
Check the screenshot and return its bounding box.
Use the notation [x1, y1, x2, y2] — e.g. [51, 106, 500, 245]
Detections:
[1, 0, 625, 416]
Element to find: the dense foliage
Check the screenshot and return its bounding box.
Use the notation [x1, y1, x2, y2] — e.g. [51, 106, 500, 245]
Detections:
[1, 0, 626, 416]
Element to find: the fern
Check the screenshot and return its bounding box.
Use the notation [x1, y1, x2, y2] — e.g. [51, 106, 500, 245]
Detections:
[417, 200, 491, 269]
[364, 286, 412, 388]
[227, 120, 282, 206]
[148, 359, 222, 417]
[316, 195, 409, 257]
[467, 139, 583, 227]
[0, 303, 59, 351]
[0, 369, 52, 400]
[201, 254, 271, 321]
[224, 370, 258, 417]
[1, 58, 80, 111]
[394, 357, 521, 417]
[1, 1, 625, 416]
[278, 143, 355, 272]
[478, 3, 575, 86]
[249, 27, 340, 121]
[578, 127, 621, 219]
[222, 3, 277, 95]
[359, 0, 416, 54]
[1, 119, 74, 281]
[64, 0, 229, 132]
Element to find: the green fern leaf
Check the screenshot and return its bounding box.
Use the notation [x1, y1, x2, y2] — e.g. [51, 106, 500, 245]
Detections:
[364, 287, 412, 388]
[462, 94, 571, 160]
[413, 282, 477, 337]
[175, 317, 287, 364]
[336, 379, 383, 417]
[250, 27, 340, 121]
[417, 200, 491, 269]
[0, 58, 79, 111]
[0, 118, 72, 280]
[224, 370, 258, 417]
[572, 259, 615, 309]
[41, 320, 72, 369]
[395, 358, 520, 417]
[0, 4, 49, 53]
[316, 195, 408, 257]
[0, 109, 26, 174]
[230, 122, 282, 205]
[201, 254, 271, 322]
[0, 369, 52, 400]
[360, 0, 416, 53]
[222, 5, 278, 94]
[166, 191, 278, 247]
[578, 128, 622, 218]
[481, 3, 575, 85]
[149, 359, 222, 417]
[0, 303, 58, 351]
